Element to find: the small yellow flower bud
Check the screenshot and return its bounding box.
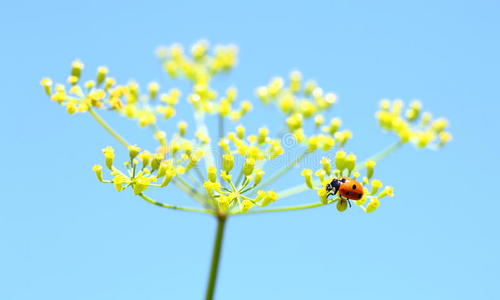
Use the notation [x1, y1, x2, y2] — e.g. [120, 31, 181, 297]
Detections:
[139, 151, 152, 168]
[299, 100, 316, 118]
[67, 75, 78, 86]
[133, 176, 152, 195]
[175, 121, 188, 137]
[113, 174, 129, 192]
[431, 118, 448, 133]
[260, 190, 278, 207]
[301, 169, 314, 189]
[321, 157, 332, 175]
[40, 78, 53, 96]
[241, 200, 254, 213]
[160, 170, 175, 187]
[157, 160, 172, 178]
[289, 70, 302, 92]
[317, 188, 328, 204]
[128, 145, 140, 160]
[191, 40, 208, 60]
[286, 113, 303, 131]
[222, 154, 234, 172]
[96, 66, 108, 86]
[226, 87, 237, 102]
[240, 101, 252, 115]
[324, 93, 337, 106]
[218, 139, 230, 153]
[221, 171, 232, 182]
[380, 99, 391, 111]
[335, 130, 352, 147]
[256, 86, 268, 103]
[207, 166, 217, 183]
[236, 125, 245, 139]
[219, 99, 231, 116]
[253, 169, 265, 186]
[416, 131, 435, 148]
[279, 94, 295, 113]
[314, 115, 324, 127]
[345, 154, 356, 172]
[161, 106, 176, 119]
[255, 190, 267, 202]
[315, 169, 326, 182]
[148, 82, 159, 99]
[337, 199, 348, 212]
[92, 164, 104, 182]
[365, 160, 376, 179]
[421, 112, 432, 127]
[439, 131, 452, 147]
[304, 80, 316, 95]
[71, 60, 84, 79]
[378, 186, 394, 198]
[242, 158, 256, 176]
[151, 153, 163, 171]
[307, 136, 319, 152]
[102, 146, 115, 169]
[328, 118, 341, 135]
[335, 151, 346, 170]
[268, 77, 284, 97]
[370, 179, 383, 195]
[366, 198, 380, 213]
[218, 196, 231, 211]
[258, 127, 268, 144]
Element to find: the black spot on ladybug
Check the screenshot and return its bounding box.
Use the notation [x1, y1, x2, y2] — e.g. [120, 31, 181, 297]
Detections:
[358, 193, 363, 199]
[352, 184, 357, 190]
[345, 191, 350, 196]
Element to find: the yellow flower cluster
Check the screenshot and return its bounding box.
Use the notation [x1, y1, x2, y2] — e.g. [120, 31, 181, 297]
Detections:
[256, 71, 337, 115]
[219, 125, 284, 161]
[43, 41, 452, 217]
[254, 71, 352, 152]
[157, 41, 250, 119]
[92, 145, 181, 195]
[376, 99, 452, 148]
[301, 150, 394, 212]
[40, 61, 183, 128]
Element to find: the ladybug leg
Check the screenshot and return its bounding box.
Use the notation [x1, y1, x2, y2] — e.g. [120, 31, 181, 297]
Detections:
[347, 199, 352, 208]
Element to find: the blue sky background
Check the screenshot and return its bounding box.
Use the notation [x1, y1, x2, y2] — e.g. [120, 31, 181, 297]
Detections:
[1, 0, 499, 299]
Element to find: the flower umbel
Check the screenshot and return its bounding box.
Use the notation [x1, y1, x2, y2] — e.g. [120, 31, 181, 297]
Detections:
[42, 40, 452, 300]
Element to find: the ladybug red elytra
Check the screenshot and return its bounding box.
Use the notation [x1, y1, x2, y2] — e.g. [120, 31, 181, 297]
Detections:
[326, 176, 364, 207]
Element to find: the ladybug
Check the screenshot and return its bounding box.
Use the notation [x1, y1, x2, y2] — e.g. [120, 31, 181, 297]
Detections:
[326, 177, 364, 207]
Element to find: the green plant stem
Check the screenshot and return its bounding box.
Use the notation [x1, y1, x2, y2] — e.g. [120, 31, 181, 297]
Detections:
[88, 108, 130, 147]
[205, 216, 227, 300]
[242, 200, 334, 214]
[138, 193, 212, 214]
[255, 150, 309, 191]
[194, 110, 216, 168]
[277, 183, 311, 199]
[355, 141, 403, 171]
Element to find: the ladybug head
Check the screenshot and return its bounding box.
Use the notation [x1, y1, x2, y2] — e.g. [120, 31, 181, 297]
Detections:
[326, 178, 341, 193]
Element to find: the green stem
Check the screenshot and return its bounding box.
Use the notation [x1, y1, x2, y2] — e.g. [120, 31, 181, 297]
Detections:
[355, 141, 403, 171]
[255, 150, 309, 191]
[88, 108, 130, 147]
[138, 193, 212, 214]
[276, 183, 310, 199]
[194, 111, 216, 168]
[205, 216, 227, 300]
[242, 200, 333, 214]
